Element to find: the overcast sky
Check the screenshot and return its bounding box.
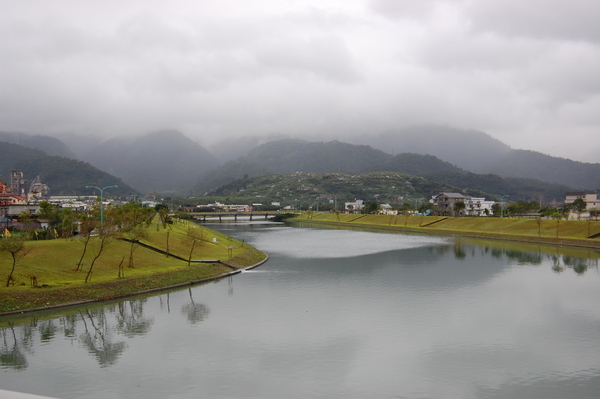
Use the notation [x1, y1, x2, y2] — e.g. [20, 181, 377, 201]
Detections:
[1, 0, 599, 163]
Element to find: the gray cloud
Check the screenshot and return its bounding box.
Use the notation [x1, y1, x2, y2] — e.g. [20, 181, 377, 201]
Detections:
[1, 0, 599, 163]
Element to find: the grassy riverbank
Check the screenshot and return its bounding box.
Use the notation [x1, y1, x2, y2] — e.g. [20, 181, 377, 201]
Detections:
[0, 218, 266, 314]
[292, 213, 600, 248]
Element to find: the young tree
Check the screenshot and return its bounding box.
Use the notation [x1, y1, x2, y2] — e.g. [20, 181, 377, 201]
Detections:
[155, 204, 170, 229]
[1, 237, 31, 287]
[123, 225, 148, 269]
[184, 227, 204, 265]
[453, 201, 466, 216]
[551, 212, 563, 238]
[76, 219, 97, 272]
[491, 203, 502, 217]
[364, 202, 380, 214]
[85, 228, 114, 284]
[572, 198, 587, 220]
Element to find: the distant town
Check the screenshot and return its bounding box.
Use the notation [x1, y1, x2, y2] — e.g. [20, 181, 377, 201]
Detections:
[1, 169, 599, 233]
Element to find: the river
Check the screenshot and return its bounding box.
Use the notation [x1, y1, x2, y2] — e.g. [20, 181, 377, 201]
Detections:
[1, 222, 599, 399]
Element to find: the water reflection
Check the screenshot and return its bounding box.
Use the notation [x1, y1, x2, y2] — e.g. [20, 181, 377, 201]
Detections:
[0, 298, 155, 370]
[181, 287, 210, 324]
[1, 224, 599, 399]
[79, 308, 127, 367]
[449, 239, 599, 275]
[1, 323, 28, 370]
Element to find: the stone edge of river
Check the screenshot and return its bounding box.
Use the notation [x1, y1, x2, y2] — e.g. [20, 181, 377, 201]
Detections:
[0, 255, 269, 317]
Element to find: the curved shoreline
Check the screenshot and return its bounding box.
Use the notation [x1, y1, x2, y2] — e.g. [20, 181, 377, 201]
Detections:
[289, 218, 600, 250]
[0, 255, 269, 317]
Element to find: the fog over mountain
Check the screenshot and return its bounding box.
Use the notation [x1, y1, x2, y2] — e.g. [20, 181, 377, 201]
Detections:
[2, 1, 600, 164]
[82, 130, 220, 194]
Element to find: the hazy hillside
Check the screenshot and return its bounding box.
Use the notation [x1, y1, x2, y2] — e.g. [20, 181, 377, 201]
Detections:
[356, 125, 512, 171]
[50, 132, 103, 160]
[366, 153, 573, 201]
[191, 139, 392, 195]
[83, 130, 220, 194]
[0, 131, 77, 159]
[354, 125, 599, 190]
[193, 141, 577, 202]
[485, 149, 600, 190]
[0, 141, 136, 196]
[208, 172, 490, 206]
[364, 153, 465, 175]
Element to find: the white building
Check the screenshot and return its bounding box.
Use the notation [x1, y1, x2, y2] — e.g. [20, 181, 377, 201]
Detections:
[344, 199, 364, 213]
[464, 197, 495, 216]
[434, 192, 495, 216]
[565, 192, 600, 210]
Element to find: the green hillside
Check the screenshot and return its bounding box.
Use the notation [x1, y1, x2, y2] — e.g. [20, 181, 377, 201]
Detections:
[1, 141, 137, 196]
[192, 139, 392, 195]
[207, 171, 490, 207]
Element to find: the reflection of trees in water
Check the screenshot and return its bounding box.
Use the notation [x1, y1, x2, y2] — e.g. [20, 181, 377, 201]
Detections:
[113, 300, 154, 338]
[562, 255, 598, 275]
[0, 323, 28, 370]
[159, 293, 171, 313]
[79, 308, 126, 367]
[447, 242, 597, 275]
[0, 298, 155, 370]
[550, 248, 599, 275]
[181, 288, 210, 324]
[454, 245, 466, 259]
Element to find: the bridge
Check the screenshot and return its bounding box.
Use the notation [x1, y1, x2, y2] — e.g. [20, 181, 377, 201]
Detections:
[188, 211, 292, 222]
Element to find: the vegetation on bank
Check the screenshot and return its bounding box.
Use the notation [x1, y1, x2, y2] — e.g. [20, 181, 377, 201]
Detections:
[0, 216, 266, 314]
[291, 213, 600, 248]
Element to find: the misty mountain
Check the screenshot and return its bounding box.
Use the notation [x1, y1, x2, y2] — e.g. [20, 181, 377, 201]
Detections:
[50, 132, 103, 160]
[356, 125, 512, 171]
[82, 130, 220, 194]
[0, 130, 77, 159]
[191, 139, 392, 195]
[193, 140, 576, 202]
[365, 153, 573, 201]
[364, 153, 465, 175]
[355, 125, 599, 190]
[484, 150, 600, 190]
[0, 141, 136, 196]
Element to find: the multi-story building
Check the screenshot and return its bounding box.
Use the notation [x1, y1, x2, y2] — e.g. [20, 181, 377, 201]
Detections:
[434, 192, 495, 216]
[565, 192, 600, 210]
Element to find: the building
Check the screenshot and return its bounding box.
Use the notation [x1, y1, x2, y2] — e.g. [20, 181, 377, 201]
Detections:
[345, 199, 364, 213]
[10, 169, 26, 197]
[28, 175, 50, 201]
[434, 193, 468, 216]
[434, 192, 495, 216]
[0, 180, 28, 216]
[565, 192, 600, 210]
[464, 197, 495, 216]
[378, 203, 397, 215]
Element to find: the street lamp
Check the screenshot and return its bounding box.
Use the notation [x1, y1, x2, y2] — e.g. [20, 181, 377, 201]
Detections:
[499, 195, 509, 218]
[85, 185, 117, 228]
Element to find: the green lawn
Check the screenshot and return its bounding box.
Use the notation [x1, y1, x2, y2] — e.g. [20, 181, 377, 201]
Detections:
[294, 213, 600, 246]
[0, 217, 266, 313]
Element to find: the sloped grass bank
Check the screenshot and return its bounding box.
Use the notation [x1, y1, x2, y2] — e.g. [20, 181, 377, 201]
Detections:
[293, 213, 600, 248]
[0, 218, 267, 314]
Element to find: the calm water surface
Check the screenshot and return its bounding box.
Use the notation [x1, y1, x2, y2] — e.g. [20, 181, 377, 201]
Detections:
[1, 222, 600, 399]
